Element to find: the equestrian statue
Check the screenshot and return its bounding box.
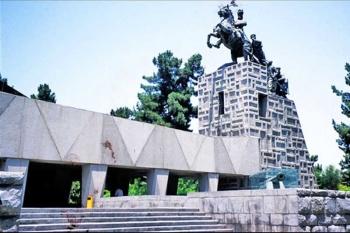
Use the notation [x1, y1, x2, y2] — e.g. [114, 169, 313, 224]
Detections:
[207, 1, 288, 97]
[207, 1, 264, 66]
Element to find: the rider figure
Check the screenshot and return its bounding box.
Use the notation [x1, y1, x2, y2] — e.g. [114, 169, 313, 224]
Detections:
[234, 9, 251, 61]
[250, 34, 267, 65]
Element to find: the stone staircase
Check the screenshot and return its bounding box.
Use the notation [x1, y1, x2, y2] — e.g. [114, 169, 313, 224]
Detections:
[18, 208, 233, 232]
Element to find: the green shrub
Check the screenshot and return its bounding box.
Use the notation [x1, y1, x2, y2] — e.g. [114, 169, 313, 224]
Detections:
[68, 181, 81, 205]
[318, 165, 341, 190]
[103, 189, 111, 198]
[177, 178, 199, 195]
[338, 184, 350, 191]
[128, 177, 147, 196]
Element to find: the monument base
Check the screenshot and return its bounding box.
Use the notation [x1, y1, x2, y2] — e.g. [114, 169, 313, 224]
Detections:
[198, 62, 314, 188]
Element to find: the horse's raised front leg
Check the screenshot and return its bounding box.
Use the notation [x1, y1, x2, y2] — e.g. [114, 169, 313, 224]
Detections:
[213, 39, 222, 48]
[207, 33, 219, 48]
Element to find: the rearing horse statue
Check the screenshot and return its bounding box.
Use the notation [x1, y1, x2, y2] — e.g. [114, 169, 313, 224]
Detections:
[207, 6, 254, 64]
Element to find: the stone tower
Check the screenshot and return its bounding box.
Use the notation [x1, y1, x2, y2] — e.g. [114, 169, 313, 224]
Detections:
[197, 61, 315, 189]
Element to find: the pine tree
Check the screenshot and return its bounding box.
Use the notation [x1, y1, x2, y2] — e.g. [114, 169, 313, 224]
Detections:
[318, 165, 341, 190]
[110, 107, 133, 119]
[31, 83, 56, 103]
[0, 73, 7, 84]
[332, 63, 350, 185]
[134, 50, 203, 131]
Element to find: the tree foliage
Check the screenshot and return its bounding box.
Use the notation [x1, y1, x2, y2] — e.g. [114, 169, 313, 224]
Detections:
[0, 73, 7, 84]
[317, 165, 341, 190]
[68, 181, 81, 205]
[134, 50, 203, 131]
[177, 178, 199, 195]
[128, 177, 147, 196]
[332, 63, 350, 185]
[103, 189, 111, 198]
[110, 107, 134, 119]
[310, 155, 323, 187]
[338, 184, 350, 191]
[31, 83, 56, 103]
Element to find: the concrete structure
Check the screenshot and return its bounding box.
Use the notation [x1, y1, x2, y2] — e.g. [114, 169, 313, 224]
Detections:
[198, 62, 314, 188]
[0, 91, 260, 207]
[15, 189, 350, 232]
[18, 207, 233, 232]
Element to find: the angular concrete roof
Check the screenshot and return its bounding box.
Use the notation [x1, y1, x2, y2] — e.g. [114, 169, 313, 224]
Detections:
[0, 92, 260, 175]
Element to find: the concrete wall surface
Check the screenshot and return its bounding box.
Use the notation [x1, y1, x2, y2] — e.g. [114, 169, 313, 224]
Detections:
[0, 91, 260, 175]
[95, 189, 350, 232]
[95, 195, 195, 208]
[0, 171, 25, 232]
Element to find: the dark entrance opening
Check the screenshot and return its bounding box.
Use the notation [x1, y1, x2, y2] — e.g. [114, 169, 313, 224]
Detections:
[104, 167, 148, 197]
[218, 175, 249, 190]
[23, 162, 81, 207]
[0, 159, 5, 170]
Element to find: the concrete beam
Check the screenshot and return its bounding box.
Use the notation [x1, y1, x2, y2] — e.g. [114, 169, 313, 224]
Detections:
[199, 173, 219, 192]
[3, 158, 29, 205]
[82, 164, 107, 207]
[147, 169, 169, 195]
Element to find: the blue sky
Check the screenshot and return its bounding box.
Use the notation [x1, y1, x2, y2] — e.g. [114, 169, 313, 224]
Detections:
[1, 1, 350, 167]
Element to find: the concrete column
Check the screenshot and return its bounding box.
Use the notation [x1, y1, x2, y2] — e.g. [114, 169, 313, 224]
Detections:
[3, 159, 29, 205]
[82, 164, 107, 207]
[199, 173, 219, 192]
[147, 169, 169, 195]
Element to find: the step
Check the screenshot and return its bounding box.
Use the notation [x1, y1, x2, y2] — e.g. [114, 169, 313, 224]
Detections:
[18, 215, 212, 225]
[151, 229, 233, 233]
[19, 220, 219, 231]
[20, 224, 232, 232]
[20, 211, 206, 219]
[21, 208, 199, 213]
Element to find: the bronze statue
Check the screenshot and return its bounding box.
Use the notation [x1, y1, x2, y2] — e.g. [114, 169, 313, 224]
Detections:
[251, 34, 267, 66]
[207, 3, 267, 65]
[267, 62, 288, 97]
[207, 1, 289, 97]
[207, 4, 251, 64]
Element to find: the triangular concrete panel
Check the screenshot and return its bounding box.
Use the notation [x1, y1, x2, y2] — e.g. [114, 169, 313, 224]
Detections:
[114, 117, 155, 164]
[21, 99, 61, 161]
[175, 130, 205, 168]
[135, 126, 164, 168]
[0, 92, 15, 117]
[229, 137, 260, 175]
[65, 113, 104, 164]
[191, 137, 215, 172]
[101, 115, 133, 166]
[222, 137, 241, 172]
[214, 138, 236, 173]
[0, 96, 24, 158]
[36, 100, 92, 158]
[163, 129, 189, 170]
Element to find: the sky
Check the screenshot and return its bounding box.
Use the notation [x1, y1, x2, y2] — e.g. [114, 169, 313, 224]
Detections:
[1, 1, 350, 168]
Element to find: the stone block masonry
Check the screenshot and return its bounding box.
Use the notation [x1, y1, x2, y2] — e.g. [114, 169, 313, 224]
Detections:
[297, 189, 350, 232]
[187, 188, 302, 232]
[0, 171, 25, 232]
[95, 189, 350, 232]
[198, 61, 314, 188]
